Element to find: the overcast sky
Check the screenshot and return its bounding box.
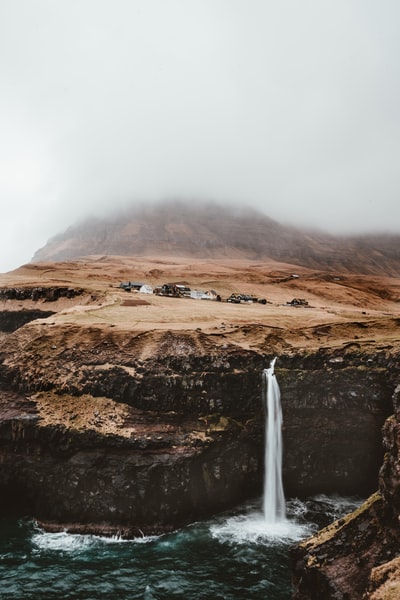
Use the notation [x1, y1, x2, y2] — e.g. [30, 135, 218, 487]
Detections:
[1, 0, 400, 272]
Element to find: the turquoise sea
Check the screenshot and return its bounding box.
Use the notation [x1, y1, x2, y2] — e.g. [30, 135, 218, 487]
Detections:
[0, 496, 361, 599]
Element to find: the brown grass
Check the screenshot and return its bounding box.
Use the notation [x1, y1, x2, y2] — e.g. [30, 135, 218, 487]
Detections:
[1, 255, 400, 352]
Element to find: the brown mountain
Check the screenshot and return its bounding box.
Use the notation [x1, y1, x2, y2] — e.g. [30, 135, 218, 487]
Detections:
[32, 200, 400, 275]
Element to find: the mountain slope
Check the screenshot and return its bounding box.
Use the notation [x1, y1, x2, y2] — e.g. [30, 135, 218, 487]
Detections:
[32, 201, 400, 275]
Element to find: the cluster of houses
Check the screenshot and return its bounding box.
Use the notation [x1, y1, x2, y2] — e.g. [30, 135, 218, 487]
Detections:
[118, 281, 221, 301]
[118, 281, 308, 306]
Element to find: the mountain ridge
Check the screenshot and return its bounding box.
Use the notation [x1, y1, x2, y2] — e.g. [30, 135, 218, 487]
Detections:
[32, 200, 400, 276]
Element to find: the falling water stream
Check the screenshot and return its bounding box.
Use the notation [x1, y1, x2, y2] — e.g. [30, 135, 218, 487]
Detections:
[262, 357, 286, 523]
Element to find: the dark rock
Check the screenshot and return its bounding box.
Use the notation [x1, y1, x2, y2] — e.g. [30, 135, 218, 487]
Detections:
[0, 329, 397, 544]
[0, 310, 56, 332]
[0, 286, 84, 303]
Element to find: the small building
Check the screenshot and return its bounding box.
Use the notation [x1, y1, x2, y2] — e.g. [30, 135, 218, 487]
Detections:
[139, 284, 153, 294]
[119, 281, 147, 292]
[202, 289, 220, 301]
[287, 298, 308, 306]
[190, 289, 206, 300]
[158, 283, 191, 298]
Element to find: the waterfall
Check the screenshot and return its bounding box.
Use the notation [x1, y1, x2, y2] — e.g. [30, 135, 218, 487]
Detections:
[262, 357, 286, 523]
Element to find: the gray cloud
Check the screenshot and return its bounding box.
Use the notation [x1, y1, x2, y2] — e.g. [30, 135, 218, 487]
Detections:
[1, 0, 400, 271]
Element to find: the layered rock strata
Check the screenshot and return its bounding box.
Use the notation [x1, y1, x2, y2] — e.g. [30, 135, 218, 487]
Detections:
[0, 318, 395, 538]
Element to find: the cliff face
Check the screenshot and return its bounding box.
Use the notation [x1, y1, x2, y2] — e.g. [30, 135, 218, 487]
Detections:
[280, 354, 393, 498]
[290, 381, 400, 600]
[0, 397, 260, 535]
[380, 384, 400, 517]
[0, 320, 395, 536]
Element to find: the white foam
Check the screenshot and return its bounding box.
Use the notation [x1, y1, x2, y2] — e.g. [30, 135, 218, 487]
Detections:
[312, 494, 362, 516]
[31, 528, 158, 552]
[210, 510, 311, 546]
[32, 530, 95, 552]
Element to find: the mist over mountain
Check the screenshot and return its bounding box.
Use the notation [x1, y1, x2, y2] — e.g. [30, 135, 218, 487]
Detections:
[32, 200, 400, 276]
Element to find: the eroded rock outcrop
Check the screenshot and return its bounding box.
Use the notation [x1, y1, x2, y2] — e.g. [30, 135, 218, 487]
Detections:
[0, 286, 84, 302]
[0, 310, 56, 332]
[290, 492, 400, 599]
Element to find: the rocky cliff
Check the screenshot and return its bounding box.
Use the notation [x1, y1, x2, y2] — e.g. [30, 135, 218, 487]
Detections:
[1, 256, 400, 597]
[0, 317, 395, 537]
[290, 379, 400, 599]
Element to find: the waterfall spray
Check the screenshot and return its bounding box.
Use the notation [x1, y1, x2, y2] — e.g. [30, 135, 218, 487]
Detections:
[262, 357, 286, 523]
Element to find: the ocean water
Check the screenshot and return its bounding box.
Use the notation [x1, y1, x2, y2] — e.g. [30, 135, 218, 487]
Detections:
[0, 495, 361, 600]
